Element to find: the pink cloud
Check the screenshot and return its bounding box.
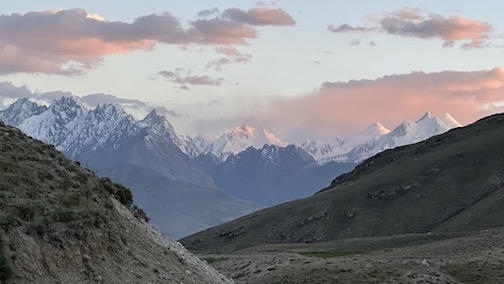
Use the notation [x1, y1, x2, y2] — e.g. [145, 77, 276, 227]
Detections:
[222, 7, 295, 26]
[0, 8, 264, 75]
[263, 68, 504, 139]
[329, 7, 493, 49]
[0, 9, 188, 75]
[207, 46, 252, 70]
[379, 10, 491, 42]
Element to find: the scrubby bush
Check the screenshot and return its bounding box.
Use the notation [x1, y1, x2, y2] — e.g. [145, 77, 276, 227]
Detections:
[100, 177, 133, 206]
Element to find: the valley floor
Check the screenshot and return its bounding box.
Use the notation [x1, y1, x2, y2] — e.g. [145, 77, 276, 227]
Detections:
[196, 227, 504, 283]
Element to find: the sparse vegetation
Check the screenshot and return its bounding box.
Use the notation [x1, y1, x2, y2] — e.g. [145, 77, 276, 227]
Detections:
[0, 121, 151, 280]
[0, 234, 12, 283]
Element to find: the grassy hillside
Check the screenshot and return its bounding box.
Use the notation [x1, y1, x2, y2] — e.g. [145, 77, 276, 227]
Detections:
[0, 121, 231, 283]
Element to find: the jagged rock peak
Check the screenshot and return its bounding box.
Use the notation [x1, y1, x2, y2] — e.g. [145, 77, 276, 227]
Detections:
[0, 98, 48, 126]
[417, 112, 432, 122]
[50, 96, 87, 111]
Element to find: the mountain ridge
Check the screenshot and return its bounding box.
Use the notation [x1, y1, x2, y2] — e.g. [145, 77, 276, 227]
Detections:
[181, 112, 504, 252]
[301, 112, 461, 164]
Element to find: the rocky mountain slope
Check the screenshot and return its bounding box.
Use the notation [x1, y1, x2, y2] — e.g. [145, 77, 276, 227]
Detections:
[196, 144, 355, 205]
[0, 121, 231, 283]
[181, 113, 504, 252]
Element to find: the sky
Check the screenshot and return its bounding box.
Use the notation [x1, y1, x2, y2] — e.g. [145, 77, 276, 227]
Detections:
[0, 0, 503, 143]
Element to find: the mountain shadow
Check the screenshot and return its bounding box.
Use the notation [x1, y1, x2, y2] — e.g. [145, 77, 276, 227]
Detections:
[196, 144, 356, 205]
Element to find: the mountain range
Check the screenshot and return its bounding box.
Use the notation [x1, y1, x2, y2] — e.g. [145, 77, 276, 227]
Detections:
[0, 97, 462, 238]
[194, 123, 287, 161]
[0, 97, 260, 239]
[301, 112, 461, 164]
[181, 113, 504, 252]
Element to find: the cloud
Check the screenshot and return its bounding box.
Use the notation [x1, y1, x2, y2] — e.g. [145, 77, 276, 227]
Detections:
[0, 7, 288, 75]
[207, 46, 253, 70]
[80, 93, 148, 109]
[328, 24, 373, 33]
[197, 8, 220, 18]
[158, 69, 223, 87]
[222, 7, 295, 26]
[0, 81, 73, 107]
[0, 82, 33, 101]
[155, 106, 184, 117]
[0, 82, 153, 116]
[350, 39, 361, 46]
[261, 68, 504, 141]
[189, 18, 257, 44]
[0, 9, 191, 75]
[175, 75, 223, 86]
[329, 7, 493, 48]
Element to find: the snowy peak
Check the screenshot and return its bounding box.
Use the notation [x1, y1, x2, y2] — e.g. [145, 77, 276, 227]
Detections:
[2, 97, 199, 159]
[301, 112, 462, 164]
[441, 113, 462, 129]
[49, 96, 87, 117]
[230, 123, 255, 139]
[361, 122, 391, 137]
[92, 103, 129, 119]
[417, 111, 432, 122]
[140, 109, 164, 127]
[194, 132, 217, 153]
[0, 98, 47, 126]
[200, 124, 287, 161]
[140, 108, 199, 158]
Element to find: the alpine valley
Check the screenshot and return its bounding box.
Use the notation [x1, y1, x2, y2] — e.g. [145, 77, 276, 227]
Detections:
[0, 97, 461, 239]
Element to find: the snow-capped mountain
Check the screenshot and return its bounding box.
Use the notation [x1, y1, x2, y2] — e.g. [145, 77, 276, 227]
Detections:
[0, 97, 199, 158]
[140, 109, 199, 158]
[0, 98, 48, 126]
[301, 122, 391, 164]
[193, 132, 217, 154]
[0, 97, 214, 186]
[301, 112, 461, 164]
[197, 124, 287, 161]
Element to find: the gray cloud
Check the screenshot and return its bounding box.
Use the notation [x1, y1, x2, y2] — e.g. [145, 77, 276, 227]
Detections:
[328, 24, 373, 33]
[0, 82, 153, 116]
[197, 7, 220, 18]
[158, 69, 224, 87]
[81, 93, 148, 109]
[189, 18, 257, 45]
[0, 82, 33, 101]
[222, 7, 295, 26]
[155, 106, 184, 117]
[328, 8, 493, 48]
